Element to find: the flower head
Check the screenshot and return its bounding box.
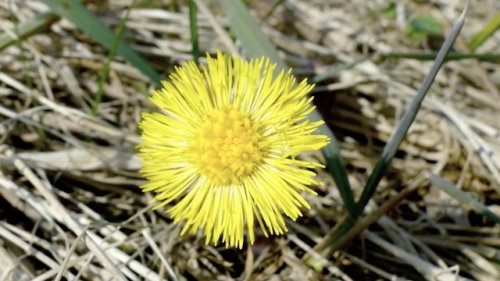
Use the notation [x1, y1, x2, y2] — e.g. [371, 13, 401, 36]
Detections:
[138, 52, 329, 248]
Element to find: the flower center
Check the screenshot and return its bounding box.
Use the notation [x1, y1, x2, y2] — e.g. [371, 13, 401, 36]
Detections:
[190, 106, 263, 184]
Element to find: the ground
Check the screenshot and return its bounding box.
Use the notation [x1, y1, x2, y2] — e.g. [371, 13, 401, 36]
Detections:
[0, 0, 499, 280]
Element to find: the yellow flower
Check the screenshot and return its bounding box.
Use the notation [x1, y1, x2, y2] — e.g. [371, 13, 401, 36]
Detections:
[138, 52, 329, 248]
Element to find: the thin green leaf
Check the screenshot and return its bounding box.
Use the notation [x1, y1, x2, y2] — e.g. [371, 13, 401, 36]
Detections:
[354, 2, 468, 218]
[40, 0, 162, 86]
[0, 12, 58, 52]
[409, 14, 442, 35]
[189, 0, 200, 65]
[407, 14, 442, 42]
[427, 173, 500, 224]
[322, 2, 469, 249]
[381, 52, 500, 63]
[218, 0, 356, 214]
[218, 0, 284, 70]
[260, 0, 285, 24]
[93, 0, 136, 116]
[468, 13, 500, 51]
[310, 110, 356, 212]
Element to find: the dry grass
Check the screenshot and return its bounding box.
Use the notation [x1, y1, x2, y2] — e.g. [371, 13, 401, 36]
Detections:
[0, 0, 499, 280]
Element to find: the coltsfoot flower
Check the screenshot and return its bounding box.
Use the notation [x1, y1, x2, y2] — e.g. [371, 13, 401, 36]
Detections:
[138, 52, 329, 248]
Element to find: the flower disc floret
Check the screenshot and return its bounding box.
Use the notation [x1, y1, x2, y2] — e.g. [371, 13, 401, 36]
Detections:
[190, 106, 263, 185]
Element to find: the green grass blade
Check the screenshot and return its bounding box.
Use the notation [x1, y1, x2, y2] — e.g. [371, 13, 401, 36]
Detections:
[40, 0, 162, 86]
[260, 0, 285, 24]
[353, 3, 468, 217]
[310, 110, 356, 212]
[218, 0, 356, 214]
[427, 173, 500, 224]
[93, 0, 136, 116]
[381, 52, 500, 63]
[218, 0, 284, 70]
[0, 12, 58, 52]
[468, 12, 500, 51]
[189, 0, 200, 65]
